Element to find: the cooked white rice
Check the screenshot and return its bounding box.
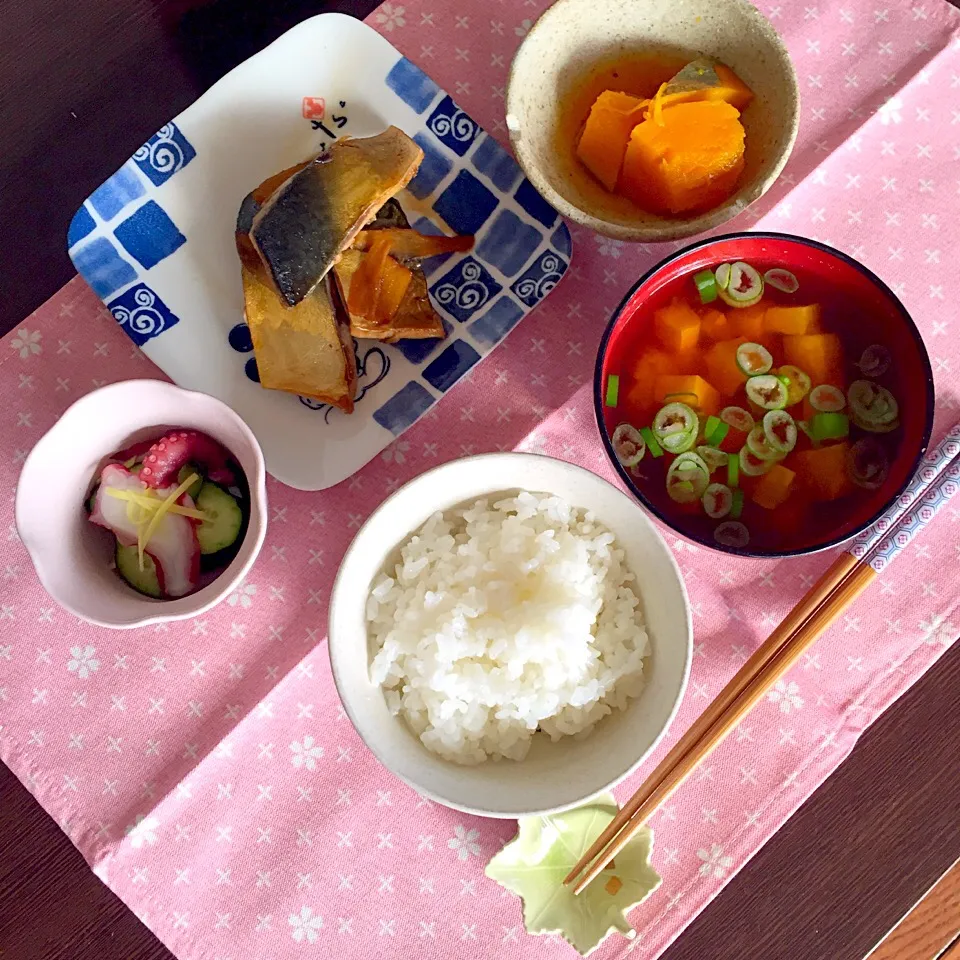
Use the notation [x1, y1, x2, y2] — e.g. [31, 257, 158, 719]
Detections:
[367, 491, 649, 765]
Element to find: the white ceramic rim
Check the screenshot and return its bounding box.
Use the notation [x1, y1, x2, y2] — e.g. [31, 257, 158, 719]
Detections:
[328, 452, 693, 817]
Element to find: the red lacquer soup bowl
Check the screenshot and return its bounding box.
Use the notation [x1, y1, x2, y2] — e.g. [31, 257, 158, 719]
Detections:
[594, 233, 935, 557]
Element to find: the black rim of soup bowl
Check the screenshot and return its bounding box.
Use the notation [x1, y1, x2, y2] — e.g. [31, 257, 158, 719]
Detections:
[593, 231, 936, 559]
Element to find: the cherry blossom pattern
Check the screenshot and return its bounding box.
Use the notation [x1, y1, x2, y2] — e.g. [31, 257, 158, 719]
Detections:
[10, 328, 42, 358]
[67, 645, 100, 680]
[766, 679, 804, 714]
[290, 736, 324, 771]
[697, 844, 733, 879]
[227, 581, 257, 608]
[125, 815, 160, 849]
[448, 825, 481, 861]
[288, 906, 323, 943]
[374, 3, 406, 31]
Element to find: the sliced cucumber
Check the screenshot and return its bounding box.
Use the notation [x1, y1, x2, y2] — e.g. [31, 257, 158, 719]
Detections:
[178, 464, 205, 501]
[195, 483, 243, 555]
[116, 543, 162, 599]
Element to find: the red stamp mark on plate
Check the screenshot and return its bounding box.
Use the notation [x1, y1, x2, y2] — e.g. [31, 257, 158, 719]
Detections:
[302, 97, 326, 120]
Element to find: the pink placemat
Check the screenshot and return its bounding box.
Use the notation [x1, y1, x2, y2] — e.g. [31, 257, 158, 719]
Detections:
[2, 1, 960, 957]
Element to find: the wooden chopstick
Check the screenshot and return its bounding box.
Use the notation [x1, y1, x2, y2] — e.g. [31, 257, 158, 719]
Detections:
[566, 424, 960, 894]
[563, 550, 857, 889]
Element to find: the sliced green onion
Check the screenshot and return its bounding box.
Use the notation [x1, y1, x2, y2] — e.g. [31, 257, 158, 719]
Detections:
[654, 401, 699, 438]
[775, 365, 811, 405]
[852, 413, 900, 434]
[739, 444, 774, 476]
[702, 482, 733, 519]
[848, 380, 898, 426]
[661, 430, 697, 454]
[714, 520, 750, 549]
[715, 262, 733, 290]
[730, 488, 745, 520]
[809, 384, 845, 413]
[736, 342, 774, 376]
[663, 391, 700, 409]
[810, 412, 849, 443]
[640, 426, 663, 458]
[720, 405, 755, 433]
[666, 453, 709, 503]
[704, 415, 729, 446]
[694, 269, 718, 304]
[762, 409, 798, 455]
[727, 451, 740, 487]
[745, 374, 789, 410]
[605, 374, 620, 407]
[746, 423, 782, 461]
[696, 445, 730, 472]
[612, 423, 646, 467]
[718, 261, 764, 307]
[848, 438, 890, 489]
[763, 268, 799, 294]
[857, 344, 891, 378]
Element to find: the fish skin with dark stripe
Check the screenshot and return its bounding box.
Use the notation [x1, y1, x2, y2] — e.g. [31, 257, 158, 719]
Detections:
[250, 127, 423, 306]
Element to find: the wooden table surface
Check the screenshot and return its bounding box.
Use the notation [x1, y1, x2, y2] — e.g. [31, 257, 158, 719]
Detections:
[1, 1, 959, 958]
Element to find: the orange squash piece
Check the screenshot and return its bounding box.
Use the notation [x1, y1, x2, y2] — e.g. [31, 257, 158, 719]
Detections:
[654, 297, 701, 353]
[626, 349, 675, 412]
[620, 100, 746, 216]
[729, 303, 767, 340]
[576, 91, 649, 192]
[751, 464, 796, 510]
[661, 60, 755, 112]
[793, 443, 853, 501]
[700, 307, 730, 341]
[783, 333, 845, 387]
[653, 374, 721, 415]
[704, 338, 748, 397]
[765, 304, 821, 337]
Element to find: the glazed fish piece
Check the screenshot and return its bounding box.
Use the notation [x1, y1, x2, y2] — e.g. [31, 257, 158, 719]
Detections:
[250, 127, 423, 306]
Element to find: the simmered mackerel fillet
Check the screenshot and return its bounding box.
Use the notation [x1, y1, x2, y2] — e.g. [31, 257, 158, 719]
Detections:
[250, 127, 423, 306]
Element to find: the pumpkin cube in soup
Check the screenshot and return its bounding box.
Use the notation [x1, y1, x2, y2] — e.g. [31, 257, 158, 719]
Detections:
[751, 464, 796, 510]
[653, 374, 720, 415]
[654, 298, 700, 353]
[620, 101, 746, 216]
[793, 443, 853, 500]
[729, 303, 766, 340]
[765, 304, 821, 336]
[663, 60, 755, 112]
[576, 91, 649, 192]
[700, 307, 730, 342]
[705, 338, 748, 397]
[626, 349, 674, 411]
[784, 333, 845, 387]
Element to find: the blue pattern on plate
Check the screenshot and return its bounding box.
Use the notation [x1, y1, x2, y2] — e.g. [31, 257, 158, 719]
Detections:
[468, 295, 525, 347]
[245, 357, 260, 382]
[385, 57, 440, 114]
[430, 256, 502, 323]
[475, 210, 542, 277]
[551, 224, 573, 258]
[433, 170, 497, 235]
[72, 238, 137, 299]
[422, 341, 481, 392]
[114, 201, 186, 270]
[88, 165, 146, 222]
[411, 217, 455, 276]
[470, 135, 521, 193]
[511, 249, 568, 307]
[66, 206, 96, 249]
[426, 96, 479, 157]
[408, 132, 453, 200]
[133, 123, 196, 187]
[108, 283, 180, 346]
[515, 179, 558, 228]
[374, 380, 435, 435]
[228, 323, 254, 352]
[392, 318, 453, 365]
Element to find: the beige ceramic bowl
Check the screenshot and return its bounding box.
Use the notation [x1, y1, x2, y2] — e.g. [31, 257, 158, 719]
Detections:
[506, 0, 799, 242]
[328, 453, 692, 818]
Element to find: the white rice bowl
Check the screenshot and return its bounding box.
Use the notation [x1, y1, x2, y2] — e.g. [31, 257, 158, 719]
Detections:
[367, 491, 650, 765]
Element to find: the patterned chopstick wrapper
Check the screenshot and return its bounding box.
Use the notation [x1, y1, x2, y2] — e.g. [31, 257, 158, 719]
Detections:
[849, 424, 960, 572]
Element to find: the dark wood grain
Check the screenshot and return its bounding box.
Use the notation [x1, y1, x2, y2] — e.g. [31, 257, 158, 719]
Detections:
[1, 1, 959, 958]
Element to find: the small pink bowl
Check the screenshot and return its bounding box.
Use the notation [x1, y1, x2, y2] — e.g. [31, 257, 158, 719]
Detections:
[15, 379, 268, 629]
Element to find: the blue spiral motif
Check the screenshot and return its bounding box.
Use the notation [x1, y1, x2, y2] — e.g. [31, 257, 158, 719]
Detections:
[514, 253, 563, 304]
[428, 108, 476, 143]
[111, 287, 167, 338]
[433, 261, 490, 313]
[298, 341, 392, 422]
[133, 124, 186, 176]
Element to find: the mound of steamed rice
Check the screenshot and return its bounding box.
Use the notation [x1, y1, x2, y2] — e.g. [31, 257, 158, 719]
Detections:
[367, 491, 649, 765]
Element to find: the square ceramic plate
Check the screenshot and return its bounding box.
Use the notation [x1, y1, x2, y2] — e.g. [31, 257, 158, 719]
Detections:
[67, 13, 572, 490]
